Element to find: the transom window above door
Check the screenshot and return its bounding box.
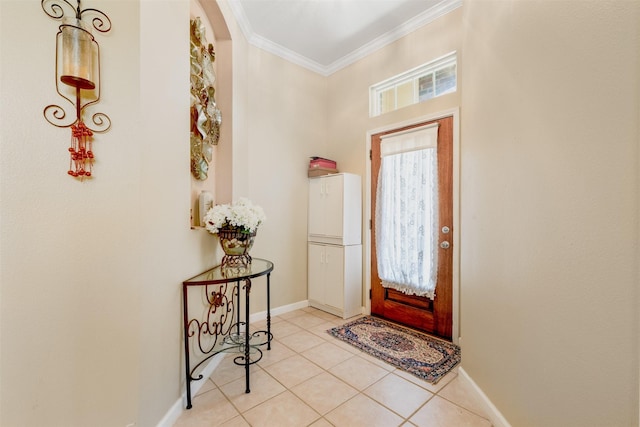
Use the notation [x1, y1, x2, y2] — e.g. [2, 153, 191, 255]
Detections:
[369, 52, 457, 117]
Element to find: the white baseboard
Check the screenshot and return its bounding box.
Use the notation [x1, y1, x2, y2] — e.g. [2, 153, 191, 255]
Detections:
[249, 299, 309, 323]
[458, 367, 512, 427]
[156, 300, 309, 427]
[157, 397, 182, 427]
[156, 352, 225, 427]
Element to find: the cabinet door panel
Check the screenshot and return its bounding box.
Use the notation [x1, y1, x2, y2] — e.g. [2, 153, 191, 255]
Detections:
[323, 175, 344, 239]
[308, 178, 324, 238]
[323, 245, 344, 310]
[307, 243, 324, 303]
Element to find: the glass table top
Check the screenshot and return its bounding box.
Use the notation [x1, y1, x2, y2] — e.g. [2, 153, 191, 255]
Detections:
[183, 258, 274, 285]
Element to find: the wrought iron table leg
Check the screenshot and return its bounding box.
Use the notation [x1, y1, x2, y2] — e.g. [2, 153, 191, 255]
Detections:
[182, 284, 193, 409]
[244, 278, 251, 393]
[236, 279, 241, 336]
[267, 272, 271, 351]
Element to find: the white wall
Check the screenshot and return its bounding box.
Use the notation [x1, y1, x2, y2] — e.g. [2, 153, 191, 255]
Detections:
[327, 7, 463, 320]
[244, 47, 328, 311]
[2, 2, 141, 425]
[460, 1, 639, 425]
[138, 2, 203, 426]
[327, 8, 463, 179]
[215, 0, 328, 313]
[0, 1, 216, 426]
[2, 1, 638, 426]
[328, 2, 639, 425]
[0, 0, 327, 425]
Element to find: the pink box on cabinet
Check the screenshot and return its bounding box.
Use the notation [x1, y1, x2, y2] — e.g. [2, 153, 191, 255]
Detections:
[309, 157, 337, 169]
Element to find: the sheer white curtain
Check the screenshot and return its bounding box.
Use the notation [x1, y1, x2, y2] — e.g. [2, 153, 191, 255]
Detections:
[375, 123, 439, 299]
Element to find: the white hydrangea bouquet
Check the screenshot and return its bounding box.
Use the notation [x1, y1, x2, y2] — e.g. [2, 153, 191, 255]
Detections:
[203, 197, 266, 235]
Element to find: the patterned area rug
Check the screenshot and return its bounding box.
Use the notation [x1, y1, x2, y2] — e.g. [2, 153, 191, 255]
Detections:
[327, 316, 460, 384]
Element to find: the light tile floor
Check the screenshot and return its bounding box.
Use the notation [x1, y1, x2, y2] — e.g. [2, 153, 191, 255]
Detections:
[174, 307, 492, 427]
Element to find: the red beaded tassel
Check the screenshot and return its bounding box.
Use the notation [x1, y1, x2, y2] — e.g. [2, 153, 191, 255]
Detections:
[68, 121, 94, 179]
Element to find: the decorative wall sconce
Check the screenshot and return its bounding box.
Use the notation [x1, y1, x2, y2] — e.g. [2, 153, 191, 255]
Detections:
[41, 0, 111, 179]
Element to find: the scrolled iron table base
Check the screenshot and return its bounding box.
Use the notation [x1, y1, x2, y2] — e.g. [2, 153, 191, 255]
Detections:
[182, 259, 273, 409]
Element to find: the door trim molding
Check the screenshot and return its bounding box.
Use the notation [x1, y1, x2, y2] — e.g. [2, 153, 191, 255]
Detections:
[364, 107, 460, 343]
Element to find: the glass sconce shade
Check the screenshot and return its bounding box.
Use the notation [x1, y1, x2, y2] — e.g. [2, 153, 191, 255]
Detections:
[60, 18, 95, 90]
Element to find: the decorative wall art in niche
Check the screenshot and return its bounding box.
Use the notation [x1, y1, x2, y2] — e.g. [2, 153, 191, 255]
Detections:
[190, 17, 222, 181]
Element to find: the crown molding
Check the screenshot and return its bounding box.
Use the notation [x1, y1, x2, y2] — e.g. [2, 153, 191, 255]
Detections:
[324, 0, 462, 75]
[250, 33, 328, 75]
[228, 0, 462, 77]
[226, 0, 253, 41]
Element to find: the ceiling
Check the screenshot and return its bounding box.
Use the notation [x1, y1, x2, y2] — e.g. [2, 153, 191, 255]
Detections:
[227, 0, 461, 76]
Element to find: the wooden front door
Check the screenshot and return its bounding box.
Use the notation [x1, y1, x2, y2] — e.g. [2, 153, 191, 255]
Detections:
[371, 116, 453, 340]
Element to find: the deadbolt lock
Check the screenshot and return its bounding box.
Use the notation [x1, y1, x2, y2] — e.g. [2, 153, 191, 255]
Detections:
[442, 226, 450, 234]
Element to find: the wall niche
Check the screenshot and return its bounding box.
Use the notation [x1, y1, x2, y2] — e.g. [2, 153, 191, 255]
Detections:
[189, 0, 232, 228]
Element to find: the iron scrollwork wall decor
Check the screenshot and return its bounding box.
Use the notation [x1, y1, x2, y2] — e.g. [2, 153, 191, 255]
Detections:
[41, 0, 112, 180]
[190, 17, 222, 181]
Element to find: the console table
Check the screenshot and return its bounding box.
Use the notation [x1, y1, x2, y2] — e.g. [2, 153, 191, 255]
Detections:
[182, 258, 274, 409]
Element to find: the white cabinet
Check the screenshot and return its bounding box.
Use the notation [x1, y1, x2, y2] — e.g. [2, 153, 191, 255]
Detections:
[307, 243, 362, 319]
[308, 173, 362, 319]
[308, 174, 361, 245]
